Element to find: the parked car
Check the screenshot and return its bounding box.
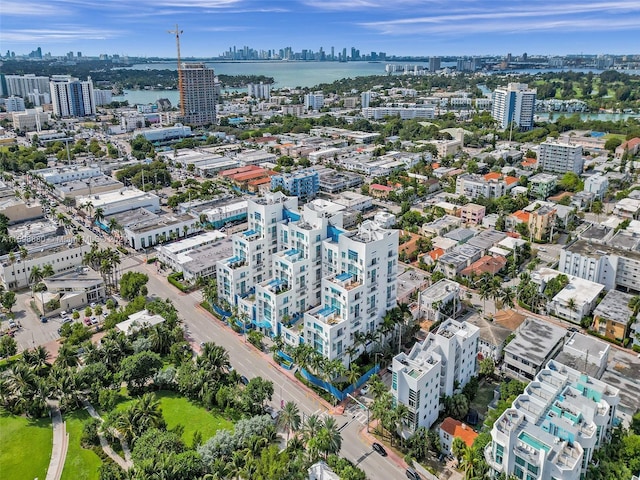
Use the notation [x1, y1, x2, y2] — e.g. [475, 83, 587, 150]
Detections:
[406, 468, 421, 480]
[360, 384, 371, 395]
[40, 316, 48, 323]
[372, 442, 387, 456]
[240, 376, 249, 385]
[83, 317, 92, 326]
[90, 317, 99, 325]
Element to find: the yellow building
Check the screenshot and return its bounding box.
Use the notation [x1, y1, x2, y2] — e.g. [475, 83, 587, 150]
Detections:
[528, 204, 556, 242]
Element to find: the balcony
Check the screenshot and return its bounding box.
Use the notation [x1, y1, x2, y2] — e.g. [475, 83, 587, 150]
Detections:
[226, 256, 247, 269]
[264, 278, 290, 295]
[484, 445, 503, 472]
[328, 272, 362, 291]
[242, 229, 260, 240]
[308, 305, 343, 326]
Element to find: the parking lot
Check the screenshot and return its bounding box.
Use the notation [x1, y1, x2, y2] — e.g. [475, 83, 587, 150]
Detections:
[3, 290, 63, 351]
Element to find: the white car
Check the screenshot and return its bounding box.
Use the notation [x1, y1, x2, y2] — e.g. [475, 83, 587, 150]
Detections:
[360, 384, 371, 395]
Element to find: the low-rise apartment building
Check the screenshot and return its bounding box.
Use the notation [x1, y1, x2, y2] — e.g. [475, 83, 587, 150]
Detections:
[502, 317, 566, 381]
[539, 140, 584, 175]
[592, 289, 637, 343]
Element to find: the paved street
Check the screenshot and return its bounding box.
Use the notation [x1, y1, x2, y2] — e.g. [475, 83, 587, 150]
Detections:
[126, 258, 408, 480]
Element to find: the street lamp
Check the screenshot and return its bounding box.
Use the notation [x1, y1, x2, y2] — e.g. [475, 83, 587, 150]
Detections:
[347, 393, 370, 433]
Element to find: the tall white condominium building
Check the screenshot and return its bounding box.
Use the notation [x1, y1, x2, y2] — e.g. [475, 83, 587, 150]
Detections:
[304, 93, 325, 111]
[50, 76, 96, 117]
[217, 192, 299, 319]
[392, 318, 479, 434]
[304, 220, 399, 363]
[4, 74, 51, 98]
[247, 82, 271, 100]
[180, 63, 217, 126]
[217, 193, 399, 360]
[486, 359, 620, 480]
[491, 83, 537, 130]
[539, 140, 584, 175]
[254, 201, 343, 345]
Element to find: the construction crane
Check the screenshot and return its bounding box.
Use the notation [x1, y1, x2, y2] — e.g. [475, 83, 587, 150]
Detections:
[168, 24, 185, 117]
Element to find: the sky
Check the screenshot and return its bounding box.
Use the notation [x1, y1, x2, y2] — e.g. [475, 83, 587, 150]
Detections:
[2, 0, 640, 58]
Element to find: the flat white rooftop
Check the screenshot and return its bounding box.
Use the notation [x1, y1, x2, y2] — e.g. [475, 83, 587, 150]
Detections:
[158, 230, 226, 255]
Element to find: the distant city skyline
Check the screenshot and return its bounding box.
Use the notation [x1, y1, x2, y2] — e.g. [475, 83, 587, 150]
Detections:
[2, 0, 640, 58]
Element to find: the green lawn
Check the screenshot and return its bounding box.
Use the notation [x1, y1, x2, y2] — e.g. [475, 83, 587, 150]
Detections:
[0, 412, 52, 480]
[117, 390, 233, 446]
[61, 410, 102, 480]
[471, 379, 499, 418]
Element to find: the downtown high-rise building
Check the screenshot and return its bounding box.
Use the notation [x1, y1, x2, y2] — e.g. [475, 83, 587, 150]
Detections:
[491, 82, 536, 131]
[50, 76, 96, 117]
[3, 74, 51, 98]
[180, 63, 217, 126]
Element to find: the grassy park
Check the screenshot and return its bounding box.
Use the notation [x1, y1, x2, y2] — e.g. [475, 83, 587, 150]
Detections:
[0, 412, 52, 480]
[60, 410, 102, 480]
[117, 390, 234, 446]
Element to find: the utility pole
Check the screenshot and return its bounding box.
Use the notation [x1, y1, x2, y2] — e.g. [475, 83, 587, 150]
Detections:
[168, 25, 185, 118]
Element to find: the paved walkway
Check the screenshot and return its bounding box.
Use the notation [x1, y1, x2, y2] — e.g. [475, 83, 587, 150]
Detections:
[45, 401, 68, 480]
[82, 400, 133, 471]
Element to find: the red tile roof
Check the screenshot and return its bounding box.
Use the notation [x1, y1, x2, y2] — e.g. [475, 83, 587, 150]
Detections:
[440, 417, 478, 448]
[510, 210, 530, 223]
[428, 248, 445, 260]
[370, 184, 393, 192]
[460, 255, 507, 277]
[484, 172, 502, 181]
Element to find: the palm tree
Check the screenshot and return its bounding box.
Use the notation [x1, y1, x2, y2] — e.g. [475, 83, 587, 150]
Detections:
[302, 414, 323, 444]
[93, 207, 105, 226]
[82, 201, 94, 219]
[566, 297, 578, 317]
[130, 393, 164, 434]
[452, 437, 467, 461]
[501, 287, 515, 308]
[19, 246, 28, 287]
[347, 365, 361, 390]
[278, 401, 301, 442]
[183, 224, 189, 237]
[7, 251, 18, 287]
[108, 217, 119, 235]
[33, 282, 47, 314]
[317, 416, 342, 459]
[42, 264, 54, 279]
[345, 344, 358, 370]
[628, 295, 640, 317]
[459, 445, 480, 480]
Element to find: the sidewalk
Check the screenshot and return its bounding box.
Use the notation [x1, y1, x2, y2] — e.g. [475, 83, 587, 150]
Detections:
[195, 302, 335, 412]
[82, 399, 133, 471]
[359, 421, 441, 480]
[45, 401, 68, 480]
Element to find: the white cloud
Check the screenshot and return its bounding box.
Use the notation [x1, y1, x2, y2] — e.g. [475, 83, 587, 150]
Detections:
[302, 0, 434, 10]
[1, 27, 124, 43]
[2, 1, 68, 16]
[358, 1, 640, 35]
